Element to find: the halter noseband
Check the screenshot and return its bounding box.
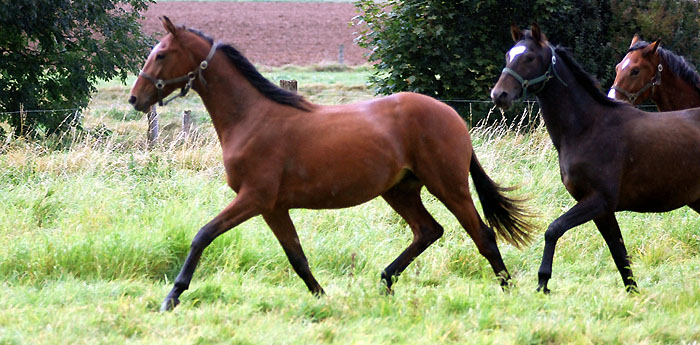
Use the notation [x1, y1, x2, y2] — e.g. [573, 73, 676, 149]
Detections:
[610, 63, 663, 103]
[501, 44, 567, 100]
[139, 41, 220, 106]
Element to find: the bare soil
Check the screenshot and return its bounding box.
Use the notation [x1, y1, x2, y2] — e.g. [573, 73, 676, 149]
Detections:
[141, 2, 369, 66]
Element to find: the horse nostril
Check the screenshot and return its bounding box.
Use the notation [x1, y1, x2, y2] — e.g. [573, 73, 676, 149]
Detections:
[498, 91, 508, 100]
[128, 96, 137, 105]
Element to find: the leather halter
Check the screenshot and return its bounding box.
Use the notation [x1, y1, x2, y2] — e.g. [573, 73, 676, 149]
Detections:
[501, 43, 567, 100]
[139, 41, 220, 106]
[611, 63, 663, 103]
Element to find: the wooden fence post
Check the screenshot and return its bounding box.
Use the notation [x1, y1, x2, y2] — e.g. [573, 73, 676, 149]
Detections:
[147, 105, 159, 148]
[279, 80, 298, 93]
[182, 110, 192, 138]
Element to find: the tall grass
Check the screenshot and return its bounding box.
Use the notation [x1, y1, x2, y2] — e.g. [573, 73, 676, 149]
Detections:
[1, 69, 699, 344]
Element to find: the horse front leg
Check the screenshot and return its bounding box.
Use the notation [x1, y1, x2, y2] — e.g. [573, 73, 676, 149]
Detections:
[537, 195, 609, 293]
[262, 209, 324, 295]
[161, 194, 261, 312]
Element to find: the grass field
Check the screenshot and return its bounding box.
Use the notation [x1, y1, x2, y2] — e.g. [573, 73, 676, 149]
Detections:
[1, 66, 700, 344]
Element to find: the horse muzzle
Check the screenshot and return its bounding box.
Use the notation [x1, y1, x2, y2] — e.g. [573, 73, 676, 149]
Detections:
[491, 87, 516, 110]
[128, 94, 154, 113]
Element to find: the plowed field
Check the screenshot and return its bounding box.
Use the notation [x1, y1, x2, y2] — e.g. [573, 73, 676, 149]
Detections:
[141, 2, 369, 66]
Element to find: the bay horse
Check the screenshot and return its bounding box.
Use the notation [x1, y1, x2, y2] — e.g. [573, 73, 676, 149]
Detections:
[129, 17, 534, 311]
[608, 34, 700, 111]
[491, 24, 700, 294]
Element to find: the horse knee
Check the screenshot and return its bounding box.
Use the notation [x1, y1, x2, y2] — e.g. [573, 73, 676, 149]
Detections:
[544, 222, 564, 244]
[191, 228, 215, 251]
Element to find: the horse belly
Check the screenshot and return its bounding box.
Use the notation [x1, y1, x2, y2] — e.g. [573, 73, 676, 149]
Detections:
[276, 152, 408, 210]
[618, 170, 700, 212]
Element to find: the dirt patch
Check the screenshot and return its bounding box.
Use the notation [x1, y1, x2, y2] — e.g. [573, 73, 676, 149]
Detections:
[142, 2, 369, 66]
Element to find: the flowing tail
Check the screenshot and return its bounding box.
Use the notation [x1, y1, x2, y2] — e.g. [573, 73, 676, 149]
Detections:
[469, 151, 535, 248]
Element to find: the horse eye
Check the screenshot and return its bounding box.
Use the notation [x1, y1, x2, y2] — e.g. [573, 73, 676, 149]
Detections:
[156, 53, 166, 60]
[630, 68, 639, 76]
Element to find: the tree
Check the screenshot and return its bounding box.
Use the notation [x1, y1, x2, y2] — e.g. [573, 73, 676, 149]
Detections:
[0, 0, 155, 137]
[609, 0, 700, 68]
[354, 0, 700, 123]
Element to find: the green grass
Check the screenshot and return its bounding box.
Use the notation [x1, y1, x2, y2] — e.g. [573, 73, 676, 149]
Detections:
[2, 67, 700, 344]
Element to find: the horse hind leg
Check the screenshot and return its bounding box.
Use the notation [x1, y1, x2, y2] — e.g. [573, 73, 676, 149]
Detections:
[263, 209, 324, 296]
[380, 176, 444, 293]
[415, 150, 512, 287]
[593, 213, 637, 292]
[433, 187, 512, 288]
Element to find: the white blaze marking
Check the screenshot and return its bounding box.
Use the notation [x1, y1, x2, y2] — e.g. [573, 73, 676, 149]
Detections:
[148, 42, 162, 59]
[607, 88, 617, 99]
[133, 42, 162, 89]
[621, 57, 630, 70]
[508, 45, 527, 63]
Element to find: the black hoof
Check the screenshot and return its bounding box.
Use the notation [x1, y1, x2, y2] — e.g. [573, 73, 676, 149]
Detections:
[382, 286, 394, 296]
[536, 285, 551, 294]
[500, 281, 512, 292]
[499, 273, 512, 291]
[380, 272, 395, 295]
[160, 297, 180, 312]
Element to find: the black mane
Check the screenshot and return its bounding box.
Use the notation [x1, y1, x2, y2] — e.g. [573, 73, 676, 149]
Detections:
[629, 40, 700, 95]
[187, 28, 311, 111]
[553, 46, 627, 108]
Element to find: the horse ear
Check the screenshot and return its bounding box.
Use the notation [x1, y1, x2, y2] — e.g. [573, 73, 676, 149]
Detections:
[630, 34, 640, 48]
[649, 40, 661, 54]
[531, 23, 547, 45]
[161, 16, 178, 35]
[511, 24, 523, 42]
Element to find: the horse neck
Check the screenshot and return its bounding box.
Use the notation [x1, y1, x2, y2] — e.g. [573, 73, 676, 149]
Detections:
[535, 59, 599, 150]
[191, 50, 274, 144]
[651, 61, 700, 111]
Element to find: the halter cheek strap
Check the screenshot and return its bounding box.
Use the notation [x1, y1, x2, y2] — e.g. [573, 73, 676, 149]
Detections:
[501, 44, 568, 100]
[139, 41, 220, 106]
[611, 63, 663, 103]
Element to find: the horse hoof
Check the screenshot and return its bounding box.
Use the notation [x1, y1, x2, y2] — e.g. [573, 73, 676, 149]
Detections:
[500, 282, 513, 292]
[379, 284, 394, 296]
[626, 284, 640, 294]
[536, 285, 551, 295]
[160, 297, 180, 312]
[312, 288, 326, 298]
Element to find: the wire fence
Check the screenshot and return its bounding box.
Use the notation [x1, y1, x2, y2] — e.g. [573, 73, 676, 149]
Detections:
[0, 108, 81, 115]
[0, 99, 659, 117]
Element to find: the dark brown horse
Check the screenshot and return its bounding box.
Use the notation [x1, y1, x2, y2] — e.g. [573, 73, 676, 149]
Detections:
[129, 17, 534, 311]
[608, 34, 700, 111]
[491, 24, 700, 293]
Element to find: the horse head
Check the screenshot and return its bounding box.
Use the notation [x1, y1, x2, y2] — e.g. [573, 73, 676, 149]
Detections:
[491, 24, 555, 110]
[607, 35, 661, 105]
[129, 16, 215, 112]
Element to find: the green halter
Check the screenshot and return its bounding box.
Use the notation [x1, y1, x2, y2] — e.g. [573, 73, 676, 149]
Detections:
[501, 44, 568, 100]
